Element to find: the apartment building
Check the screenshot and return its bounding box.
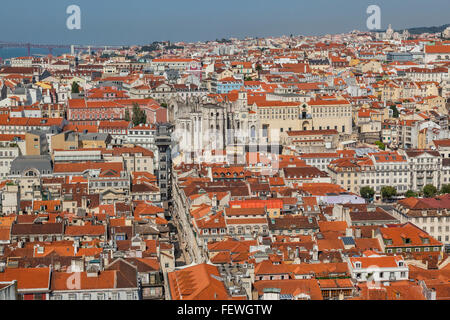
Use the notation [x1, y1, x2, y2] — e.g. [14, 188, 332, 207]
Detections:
[98, 120, 130, 146]
[125, 123, 157, 151]
[365, 151, 410, 195]
[309, 97, 352, 134]
[405, 150, 442, 192]
[0, 135, 23, 178]
[283, 129, 339, 152]
[392, 194, 450, 244]
[348, 253, 408, 283]
[299, 153, 340, 171]
[381, 120, 420, 150]
[424, 45, 450, 63]
[375, 223, 443, 254]
[101, 146, 155, 174]
[255, 100, 303, 142]
[328, 151, 410, 197]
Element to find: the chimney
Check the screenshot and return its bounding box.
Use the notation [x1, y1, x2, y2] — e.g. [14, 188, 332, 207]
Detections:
[70, 259, 84, 272]
[345, 228, 353, 237]
[429, 288, 436, 300]
[86, 267, 99, 278]
[212, 194, 218, 208]
[73, 241, 79, 255]
[312, 244, 318, 261]
[81, 196, 87, 209]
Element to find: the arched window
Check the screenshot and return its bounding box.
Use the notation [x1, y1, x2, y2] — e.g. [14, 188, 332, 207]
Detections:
[25, 170, 37, 177]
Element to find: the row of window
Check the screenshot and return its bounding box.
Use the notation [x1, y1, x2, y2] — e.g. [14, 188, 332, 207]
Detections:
[261, 115, 297, 120]
[312, 107, 351, 113]
[314, 113, 351, 118]
[416, 217, 450, 223]
[0, 151, 15, 157]
[52, 291, 136, 300]
[101, 129, 127, 134]
[355, 271, 407, 279]
[129, 131, 154, 135]
[387, 246, 440, 253]
[202, 228, 226, 235]
[89, 181, 128, 187]
[0, 160, 12, 167]
[422, 225, 450, 234]
[359, 178, 408, 184]
[259, 108, 298, 114]
[228, 226, 268, 234]
[73, 113, 120, 120]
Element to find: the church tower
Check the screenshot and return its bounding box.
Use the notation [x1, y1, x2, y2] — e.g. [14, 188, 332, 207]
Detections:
[237, 88, 248, 111]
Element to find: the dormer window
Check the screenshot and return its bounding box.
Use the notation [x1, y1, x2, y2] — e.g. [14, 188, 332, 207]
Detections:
[355, 262, 361, 268]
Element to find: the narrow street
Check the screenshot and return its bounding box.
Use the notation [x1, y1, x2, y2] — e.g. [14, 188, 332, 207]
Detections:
[170, 201, 205, 265]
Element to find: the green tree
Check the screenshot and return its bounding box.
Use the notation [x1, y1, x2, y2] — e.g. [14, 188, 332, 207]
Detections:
[256, 64, 262, 72]
[389, 105, 399, 118]
[374, 140, 385, 150]
[160, 102, 168, 108]
[140, 108, 147, 124]
[132, 103, 146, 126]
[71, 81, 80, 94]
[124, 108, 130, 122]
[244, 76, 253, 81]
[381, 186, 397, 200]
[440, 184, 450, 194]
[405, 190, 418, 198]
[360, 186, 375, 201]
[423, 184, 438, 198]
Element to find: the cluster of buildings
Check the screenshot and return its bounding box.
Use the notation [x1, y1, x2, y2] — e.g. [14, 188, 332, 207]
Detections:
[0, 27, 450, 300]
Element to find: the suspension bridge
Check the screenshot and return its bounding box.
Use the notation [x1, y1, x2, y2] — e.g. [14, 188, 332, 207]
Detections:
[0, 41, 124, 56]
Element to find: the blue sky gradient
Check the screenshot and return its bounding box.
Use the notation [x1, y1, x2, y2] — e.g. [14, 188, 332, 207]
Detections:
[0, 0, 449, 45]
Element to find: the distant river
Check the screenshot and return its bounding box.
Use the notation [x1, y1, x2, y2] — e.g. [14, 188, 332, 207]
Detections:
[0, 47, 70, 60]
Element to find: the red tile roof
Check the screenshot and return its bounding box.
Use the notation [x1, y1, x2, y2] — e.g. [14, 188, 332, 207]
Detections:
[0, 267, 51, 291]
[168, 263, 234, 300]
[64, 225, 106, 236]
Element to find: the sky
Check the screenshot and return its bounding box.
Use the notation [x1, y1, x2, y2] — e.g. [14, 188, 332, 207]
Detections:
[0, 0, 449, 45]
